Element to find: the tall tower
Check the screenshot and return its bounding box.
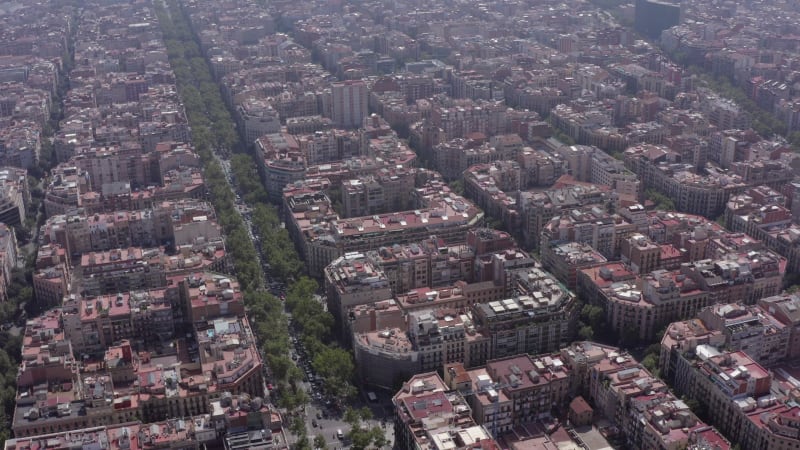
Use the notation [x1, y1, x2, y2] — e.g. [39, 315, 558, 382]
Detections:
[331, 80, 368, 129]
[634, 0, 682, 40]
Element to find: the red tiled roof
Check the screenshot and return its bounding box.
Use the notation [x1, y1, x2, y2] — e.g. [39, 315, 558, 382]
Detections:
[570, 396, 592, 415]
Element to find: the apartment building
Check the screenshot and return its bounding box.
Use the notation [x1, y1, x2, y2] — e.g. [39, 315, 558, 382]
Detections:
[254, 132, 305, 201]
[0, 119, 41, 169]
[410, 309, 471, 373]
[61, 290, 176, 355]
[287, 180, 483, 277]
[13, 291, 261, 438]
[620, 233, 662, 274]
[351, 262, 576, 387]
[324, 253, 393, 328]
[626, 144, 793, 218]
[236, 98, 280, 145]
[659, 346, 775, 450]
[555, 145, 641, 203]
[549, 103, 626, 153]
[44, 166, 207, 221]
[540, 241, 607, 290]
[428, 100, 507, 143]
[757, 294, 800, 359]
[44, 165, 92, 218]
[443, 353, 571, 434]
[296, 129, 363, 165]
[77, 248, 167, 296]
[471, 290, 578, 365]
[32, 263, 70, 308]
[434, 138, 500, 181]
[353, 327, 419, 389]
[725, 187, 800, 273]
[580, 244, 785, 342]
[625, 145, 743, 218]
[577, 263, 707, 341]
[330, 80, 368, 128]
[700, 92, 752, 130]
[392, 373, 498, 450]
[285, 115, 333, 135]
[518, 185, 609, 249]
[516, 147, 566, 187]
[0, 166, 28, 226]
[394, 281, 507, 315]
[463, 161, 522, 232]
[0, 223, 17, 301]
[41, 200, 221, 256]
[540, 208, 634, 260]
[5, 419, 220, 450]
[589, 149, 641, 203]
[678, 252, 785, 305]
[364, 237, 475, 295]
[341, 168, 417, 218]
[698, 303, 790, 368]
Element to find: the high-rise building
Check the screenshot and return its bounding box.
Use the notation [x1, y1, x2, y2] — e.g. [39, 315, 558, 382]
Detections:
[634, 0, 682, 40]
[331, 80, 368, 128]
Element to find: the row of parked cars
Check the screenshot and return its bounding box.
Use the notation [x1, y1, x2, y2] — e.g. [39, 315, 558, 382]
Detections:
[288, 321, 339, 413]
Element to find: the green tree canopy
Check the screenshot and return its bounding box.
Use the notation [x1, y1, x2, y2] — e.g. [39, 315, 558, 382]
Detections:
[343, 407, 386, 450]
[313, 346, 356, 401]
[313, 434, 328, 450]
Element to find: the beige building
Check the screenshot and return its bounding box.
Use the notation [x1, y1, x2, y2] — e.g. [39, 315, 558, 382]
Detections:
[289, 179, 483, 277]
[364, 236, 475, 295]
[236, 99, 280, 145]
[577, 263, 712, 342]
[660, 347, 773, 449]
[540, 241, 607, 290]
[0, 166, 29, 227]
[350, 326, 435, 390]
[324, 254, 393, 329]
[540, 208, 633, 260]
[352, 308, 473, 390]
[330, 80, 368, 128]
[444, 353, 571, 434]
[13, 311, 263, 438]
[518, 185, 609, 249]
[698, 303, 790, 368]
[394, 281, 507, 315]
[471, 292, 577, 366]
[758, 294, 800, 359]
[41, 199, 220, 256]
[620, 233, 661, 274]
[341, 168, 417, 218]
[392, 373, 497, 450]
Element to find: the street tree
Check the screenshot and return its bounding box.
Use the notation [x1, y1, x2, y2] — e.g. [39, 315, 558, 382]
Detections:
[313, 347, 356, 400]
[290, 415, 306, 436]
[343, 407, 384, 450]
[313, 434, 328, 450]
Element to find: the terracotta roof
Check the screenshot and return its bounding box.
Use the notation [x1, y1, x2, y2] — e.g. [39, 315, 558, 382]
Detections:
[569, 395, 592, 415]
